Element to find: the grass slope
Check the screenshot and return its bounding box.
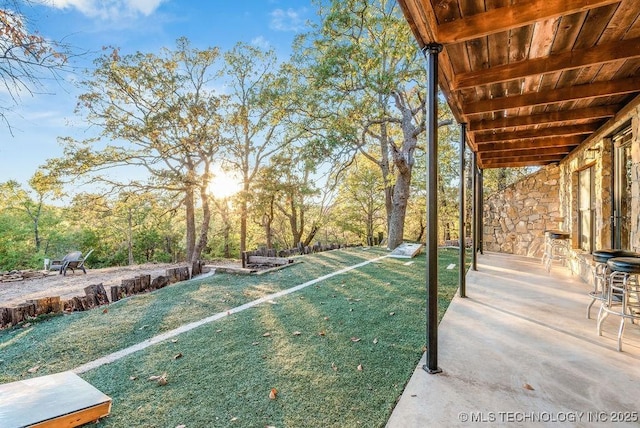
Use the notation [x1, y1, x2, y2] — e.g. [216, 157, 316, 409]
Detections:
[1, 247, 463, 427]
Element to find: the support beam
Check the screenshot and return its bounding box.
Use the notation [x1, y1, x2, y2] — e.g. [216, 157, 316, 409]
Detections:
[480, 159, 559, 168]
[423, 43, 442, 375]
[468, 106, 618, 132]
[454, 37, 640, 89]
[476, 136, 583, 152]
[436, 0, 619, 45]
[478, 146, 572, 160]
[459, 123, 467, 298]
[474, 123, 599, 143]
[465, 78, 640, 115]
[480, 153, 565, 166]
[471, 152, 478, 272]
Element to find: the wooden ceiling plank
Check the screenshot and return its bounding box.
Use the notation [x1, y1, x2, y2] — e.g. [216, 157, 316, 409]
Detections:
[436, 0, 619, 44]
[465, 77, 640, 115]
[477, 135, 584, 152]
[454, 37, 640, 89]
[480, 159, 558, 168]
[480, 154, 566, 164]
[474, 123, 599, 143]
[468, 105, 618, 131]
[478, 146, 573, 159]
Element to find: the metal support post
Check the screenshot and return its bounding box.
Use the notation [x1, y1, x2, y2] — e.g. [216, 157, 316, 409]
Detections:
[471, 152, 478, 271]
[459, 123, 467, 298]
[422, 42, 442, 375]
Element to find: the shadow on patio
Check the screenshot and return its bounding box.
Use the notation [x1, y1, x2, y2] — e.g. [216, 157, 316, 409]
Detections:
[388, 252, 640, 427]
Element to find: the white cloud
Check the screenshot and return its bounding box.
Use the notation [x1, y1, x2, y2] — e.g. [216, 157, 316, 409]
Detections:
[251, 36, 270, 49]
[46, 0, 165, 20]
[269, 7, 308, 32]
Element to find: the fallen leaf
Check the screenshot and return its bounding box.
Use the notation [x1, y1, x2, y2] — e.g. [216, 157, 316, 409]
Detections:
[173, 352, 183, 360]
[148, 375, 162, 381]
[27, 365, 40, 374]
[268, 300, 277, 305]
[252, 341, 259, 346]
[350, 337, 361, 342]
[357, 364, 363, 371]
[157, 372, 168, 386]
[263, 332, 271, 337]
[292, 331, 301, 336]
[523, 383, 535, 391]
[230, 417, 238, 422]
[22, 323, 31, 328]
[171, 339, 178, 343]
[102, 308, 109, 314]
[384, 282, 391, 286]
[319, 331, 326, 336]
[269, 388, 278, 400]
[176, 425, 186, 428]
[138, 324, 149, 330]
[129, 376, 138, 380]
[216, 329, 222, 333]
[373, 338, 379, 344]
[331, 362, 338, 371]
[349, 308, 354, 312]
[324, 316, 329, 321]
[389, 312, 395, 316]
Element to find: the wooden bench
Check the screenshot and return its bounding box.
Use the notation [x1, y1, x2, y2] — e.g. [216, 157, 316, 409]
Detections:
[0, 371, 111, 427]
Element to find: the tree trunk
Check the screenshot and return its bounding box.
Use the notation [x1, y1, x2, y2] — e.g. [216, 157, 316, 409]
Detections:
[192, 180, 211, 263]
[239, 182, 249, 254]
[185, 186, 196, 262]
[387, 166, 411, 249]
[127, 208, 134, 265]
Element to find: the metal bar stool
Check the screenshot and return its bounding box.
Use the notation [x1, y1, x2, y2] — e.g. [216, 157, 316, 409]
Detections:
[596, 257, 640, 351]
[542, 230, 570, 272]
[588, 249, 640, 319]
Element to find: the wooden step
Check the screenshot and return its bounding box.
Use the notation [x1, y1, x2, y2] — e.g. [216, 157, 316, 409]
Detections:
[0, 371, 111, 427]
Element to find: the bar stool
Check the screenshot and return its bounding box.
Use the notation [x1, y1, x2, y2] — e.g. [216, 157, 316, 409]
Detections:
[542, 230, 571, 272]
[588, 249, 640, 319]
[597, 257, 640, 351]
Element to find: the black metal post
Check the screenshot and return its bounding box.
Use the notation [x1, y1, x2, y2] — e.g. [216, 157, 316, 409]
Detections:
[459, 123, 467, 298]
[423, 42, 442, 375]
[471, 152, 478, 271]
[479, 168, 484, 254]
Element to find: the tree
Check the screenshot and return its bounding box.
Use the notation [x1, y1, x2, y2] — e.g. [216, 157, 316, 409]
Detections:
[220, 43, 303, 253]
[46, 38, 224, 262]
[0, 1, 73, 132]
[0, 170, 59, 252]
[295, 0, 453, 249]
[333, 154, 386, 244]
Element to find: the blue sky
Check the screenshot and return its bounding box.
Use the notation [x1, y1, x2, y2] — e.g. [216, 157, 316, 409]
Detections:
[0, 0, 315, 187]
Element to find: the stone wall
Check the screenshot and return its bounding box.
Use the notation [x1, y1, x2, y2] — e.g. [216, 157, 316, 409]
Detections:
[484, 165, 561, 258]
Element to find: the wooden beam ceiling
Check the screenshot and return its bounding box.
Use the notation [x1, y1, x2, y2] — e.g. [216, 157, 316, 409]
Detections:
[468, 106, 618, 132]
[475, 136, 584, 152]
[474, 123, 599, 143]
[436, 0, 620, 44]
[465, 78, 640, 115]
[398, 0, 640, 169]
[454, 37, 640, 90]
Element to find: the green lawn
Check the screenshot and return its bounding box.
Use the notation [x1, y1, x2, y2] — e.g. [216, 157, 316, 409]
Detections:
[0, 247, 464, 427]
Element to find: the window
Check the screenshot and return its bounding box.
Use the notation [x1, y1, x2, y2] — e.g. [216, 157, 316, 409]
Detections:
[578, 166, 595, 253]
[613, 126, 632, 249]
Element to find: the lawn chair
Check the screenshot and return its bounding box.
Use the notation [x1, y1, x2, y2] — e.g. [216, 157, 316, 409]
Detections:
[49, 249, 94, 276]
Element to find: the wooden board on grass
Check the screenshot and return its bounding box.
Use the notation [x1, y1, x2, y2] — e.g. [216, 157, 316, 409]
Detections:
[0, 371, 112, 428]
[389, 243, 423, 259]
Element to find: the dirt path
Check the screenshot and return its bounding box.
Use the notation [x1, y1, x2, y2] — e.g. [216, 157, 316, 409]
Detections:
[0, 261, 240, 307]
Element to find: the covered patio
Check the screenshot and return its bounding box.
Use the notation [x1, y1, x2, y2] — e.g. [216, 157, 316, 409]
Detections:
[388, 252, 640, 426]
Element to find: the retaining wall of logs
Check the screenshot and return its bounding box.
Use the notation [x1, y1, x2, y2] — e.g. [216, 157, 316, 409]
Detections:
[0, 261, 205, 330]
[242, 243, 361, 268]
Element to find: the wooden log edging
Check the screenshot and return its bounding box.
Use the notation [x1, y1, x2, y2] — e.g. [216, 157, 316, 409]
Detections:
[1, 262, 205, 329]
[242, 243, 362, 268]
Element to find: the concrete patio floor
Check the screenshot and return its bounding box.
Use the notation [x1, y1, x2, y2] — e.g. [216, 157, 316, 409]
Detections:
[387, 252, 640, 427]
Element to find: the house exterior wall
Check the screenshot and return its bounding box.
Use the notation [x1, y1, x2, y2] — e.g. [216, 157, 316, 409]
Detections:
[484, 166, 561, 258]
[482, 96, 640, 284]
